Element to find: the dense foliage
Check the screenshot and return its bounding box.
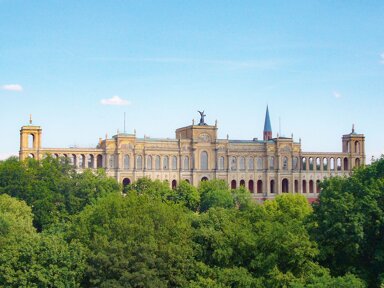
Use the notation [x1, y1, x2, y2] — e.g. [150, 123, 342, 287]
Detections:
[1, 156, 383, 287]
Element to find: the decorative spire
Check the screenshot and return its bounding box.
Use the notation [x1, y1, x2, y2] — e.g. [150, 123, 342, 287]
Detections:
[352, 124, 355, 133]
[29, 114, 32, 125]
[263, 106, 272, 141]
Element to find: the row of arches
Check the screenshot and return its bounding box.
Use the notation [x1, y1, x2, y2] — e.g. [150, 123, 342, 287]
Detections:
[229, 178, 321, 194]
[301, 156, 361, 171]
[49, 154, 103, 169]
[40, 153, 360, 174]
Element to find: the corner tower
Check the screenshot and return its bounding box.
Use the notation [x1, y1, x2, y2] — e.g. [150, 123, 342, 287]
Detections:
[19, 115, 42, 160]
[263, 106, 272, 141]
[342, 124, 365, 169]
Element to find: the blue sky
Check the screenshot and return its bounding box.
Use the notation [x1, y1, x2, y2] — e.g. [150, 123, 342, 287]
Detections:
[1, 1, 383, 161]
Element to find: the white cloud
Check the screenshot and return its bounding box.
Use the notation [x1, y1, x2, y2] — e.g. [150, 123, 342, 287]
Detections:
[380, 52, 384, 64]
[1, 84, 23, 92]
[100, 95, 130, 106]
[333, 91, 342, 99]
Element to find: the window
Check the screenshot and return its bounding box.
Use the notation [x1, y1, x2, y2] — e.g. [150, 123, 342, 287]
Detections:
[163, 156, 169, 170]
[323, 158, 328, 170]
[184, 156, 189, 170]
[218, 156, 224, 170]
[124, 155, 130, 170]
[302, 157, 307, 170]
[201, 151, 208, 170]
[269, 156, 274, 170]
[292, 157, 298, 170]
[109, 155, 114, 169]
[171, 156, 177, 170]
[282, 156, 288, 170]
[230, 157, 237, 171]
[309, 157, 314, 170]
[136, 155, 143, 170]
[257, 157, 263, 170]
[239, 157, 245, 170]
[155, 156, 161, 170]
[248, 157, 254, 170]
[147, 156, 152, 170]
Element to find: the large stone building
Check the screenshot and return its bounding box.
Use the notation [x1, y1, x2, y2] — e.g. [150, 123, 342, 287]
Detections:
[19, 108, 365, 201]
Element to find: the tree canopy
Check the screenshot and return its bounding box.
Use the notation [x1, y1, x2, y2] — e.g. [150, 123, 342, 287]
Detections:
[2, 156, 383, 287]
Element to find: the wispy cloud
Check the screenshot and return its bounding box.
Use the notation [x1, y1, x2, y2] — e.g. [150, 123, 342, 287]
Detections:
[89, 57, 284, 70]
[1, 84, 23, 92]
[333, 91, 342, 99]
[100, 95, 130, 106]
[380, 52, 384, 64]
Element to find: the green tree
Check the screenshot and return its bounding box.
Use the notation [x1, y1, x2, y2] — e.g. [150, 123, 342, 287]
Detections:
[69, 193, 196, 287]
[309, 157, 384, 287]
[198, 180, 234, 212]
[172, 180, 200, 211]
[0, 194, 85, 287]
[0, 156, 120, 231]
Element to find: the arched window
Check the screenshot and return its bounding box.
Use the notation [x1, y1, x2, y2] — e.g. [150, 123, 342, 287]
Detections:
[122, 178, 131, 187]
[239, 157, 245, 170]
[147, 155, 152, 170]
[302, 157, 307, 170]
[96, 154, 103, 168]
[109, 155, 115, 169]
[343, 158, 349, 171]
[87, 155, 94, 168]
[309, 157, 314, 171]
[270, 180, 275, 193]
[248, 157, 254, 170]
[282, 178, 289, 193]
[337, 158, 342, 171]
[269, 157, 274, 170]
[316, 157, 321, 170]
[282, 156, 288, 170]
[248, 180, 254, 193]
[257, 180, 263, 194]
[309, 180, 314, 193]
[124, 155, 130, 170]
[71, 154, 77, 167]
[294, 180, 299, 193]
[302, 180, 307, 193]
[231, 180, 237, 189]
[355, 141, 360, 153]
[155, 156, 161, 170]
[218, 156, 224, 170]
[28, 153, 34, 159]
[171, 156, 177, 170]
[163, 156, 169, 170]
[230, 156, 237, 171]
[292, 157, 298, 170]
[330, 158, 335, 171]
[184, 156, 189, 170]
[79, 154, 85, 168]
[28, 134, 34, 148]
[136, 155, 143, 170]
[323, 158, 328, 170]
[257, 157, 263, 170]
[316, 180, 321, 193]
[200, 151, 208, 170]
[355, 158, 360, 167]
[172, 180, 177, 189]
[240, 179, 245, 187]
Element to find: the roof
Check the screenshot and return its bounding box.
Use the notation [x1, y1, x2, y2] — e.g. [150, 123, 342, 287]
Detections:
[263, 106, 272, 132]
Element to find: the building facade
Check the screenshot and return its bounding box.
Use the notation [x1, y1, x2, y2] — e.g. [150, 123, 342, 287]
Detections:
[19, 108, 365, 201]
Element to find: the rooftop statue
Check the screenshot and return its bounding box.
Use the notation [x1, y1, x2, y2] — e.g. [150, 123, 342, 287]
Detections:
[198, 110, 207, 126]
